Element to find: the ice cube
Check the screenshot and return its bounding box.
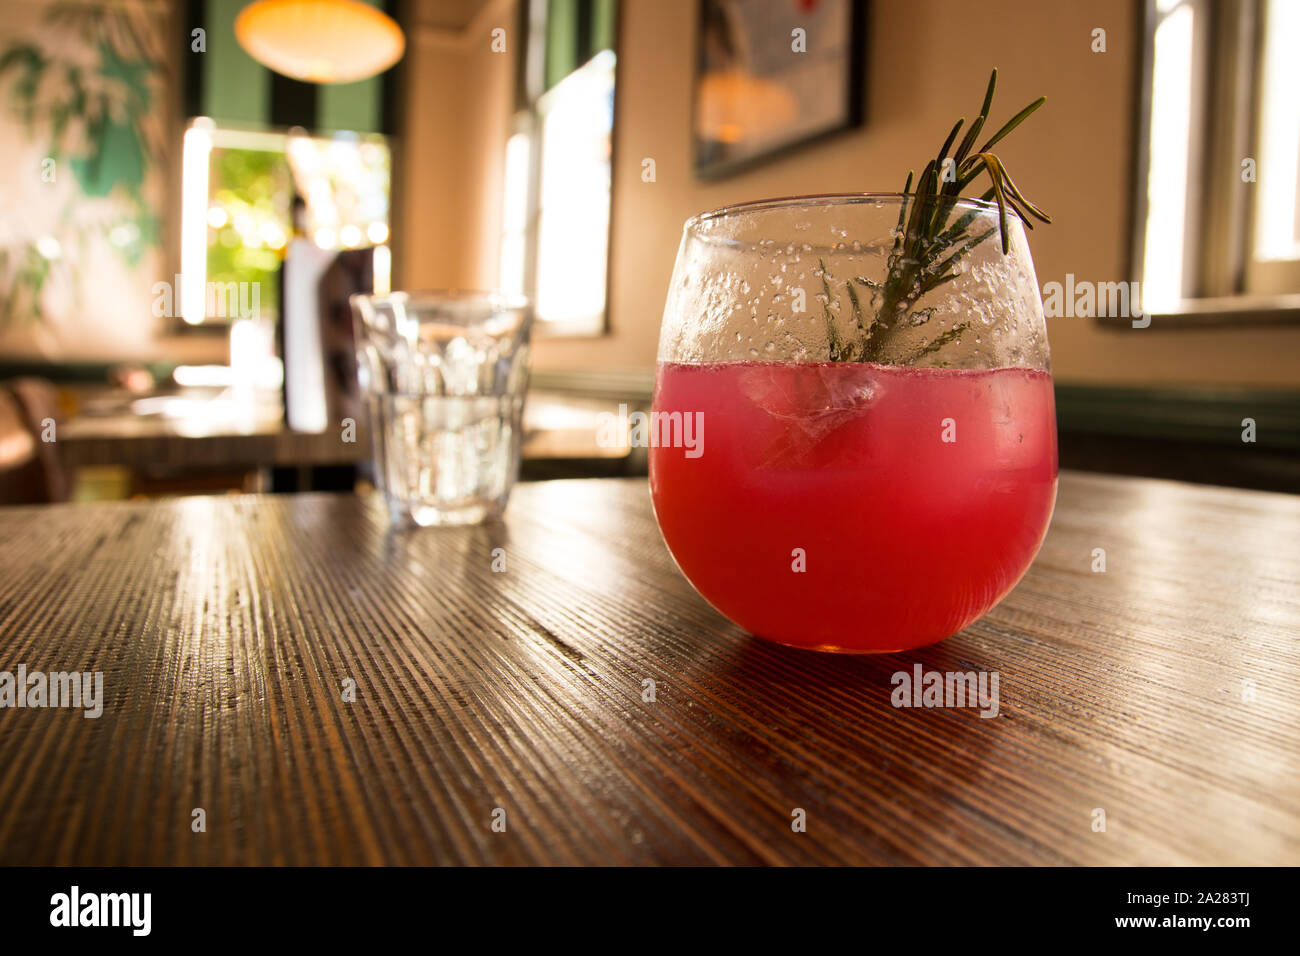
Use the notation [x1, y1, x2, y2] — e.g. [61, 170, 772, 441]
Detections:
[738, 364, 879, 444]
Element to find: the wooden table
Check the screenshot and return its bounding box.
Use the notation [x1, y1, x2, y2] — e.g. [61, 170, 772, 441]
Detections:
[0, 472, 1297, 865]
[55, 390, 630, 473]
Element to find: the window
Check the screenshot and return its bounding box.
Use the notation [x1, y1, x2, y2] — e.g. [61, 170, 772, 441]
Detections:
[500, 0, 618, 337]
[179, 120, 392, 326]
[1133, 0, 1300, 318]
[1248, 0, 1300, 292]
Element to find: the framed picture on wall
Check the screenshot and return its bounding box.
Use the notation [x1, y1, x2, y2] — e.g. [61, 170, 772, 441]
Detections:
[694, 0, 867, 180]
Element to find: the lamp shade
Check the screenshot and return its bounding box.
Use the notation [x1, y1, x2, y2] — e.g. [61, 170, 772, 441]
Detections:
[234, 0, 405, 84]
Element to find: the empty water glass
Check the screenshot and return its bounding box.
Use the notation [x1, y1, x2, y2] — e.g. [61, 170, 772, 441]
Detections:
[350, 291, 532, 526]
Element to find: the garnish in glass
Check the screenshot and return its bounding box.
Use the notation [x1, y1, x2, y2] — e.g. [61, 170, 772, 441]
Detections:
[824, 68, 1052, 363]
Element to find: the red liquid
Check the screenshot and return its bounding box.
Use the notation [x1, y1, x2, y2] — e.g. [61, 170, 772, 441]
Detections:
[649, 362, 1058, 652]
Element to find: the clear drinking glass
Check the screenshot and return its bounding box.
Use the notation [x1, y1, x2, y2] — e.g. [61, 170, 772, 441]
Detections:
[649, 194, 1058, 653]
[350, 290, 532, 526]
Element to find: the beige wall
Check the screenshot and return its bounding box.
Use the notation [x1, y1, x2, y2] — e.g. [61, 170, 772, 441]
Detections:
[398, 0, 515, 293]
[406, 0, 1300, 388]
[396, 23, 473, 287]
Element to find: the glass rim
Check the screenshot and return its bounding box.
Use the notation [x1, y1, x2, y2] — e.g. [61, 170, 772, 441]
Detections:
[683, 192, 1002, 233]
[349, 289, 531, 312]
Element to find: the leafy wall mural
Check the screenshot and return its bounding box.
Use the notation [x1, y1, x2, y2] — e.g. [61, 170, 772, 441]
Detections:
[0, 0, 167, 350]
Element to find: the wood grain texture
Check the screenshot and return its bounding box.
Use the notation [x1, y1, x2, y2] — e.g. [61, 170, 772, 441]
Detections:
[0, 472, 1297, 865]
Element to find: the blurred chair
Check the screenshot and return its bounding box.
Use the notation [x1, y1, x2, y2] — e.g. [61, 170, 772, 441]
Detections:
[0, 378, 70, 504]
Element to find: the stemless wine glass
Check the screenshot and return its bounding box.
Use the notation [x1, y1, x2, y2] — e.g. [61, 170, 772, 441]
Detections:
[649, 194, 1058, 653]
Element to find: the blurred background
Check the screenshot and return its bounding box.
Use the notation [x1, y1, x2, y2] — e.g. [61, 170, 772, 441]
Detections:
[0, 0, 1297, 504]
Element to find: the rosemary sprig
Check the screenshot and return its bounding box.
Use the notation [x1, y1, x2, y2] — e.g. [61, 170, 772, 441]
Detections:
[824, 68, 1051, 363]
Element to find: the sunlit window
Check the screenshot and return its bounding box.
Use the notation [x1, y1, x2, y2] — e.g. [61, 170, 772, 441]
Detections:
[498, 0, 618, 338]
[1135, 0, 1300, 313]
[500, 131, 531, 300]
[1254, 0, 1300, 263]
[534, 51, 615, 333]
[180, 121, 391, 325]
[1140, 1, 1195, 313]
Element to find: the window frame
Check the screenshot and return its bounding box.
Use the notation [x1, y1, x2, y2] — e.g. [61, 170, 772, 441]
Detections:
[1123, 0, 1300, 329]
[499, 0, 620, 340]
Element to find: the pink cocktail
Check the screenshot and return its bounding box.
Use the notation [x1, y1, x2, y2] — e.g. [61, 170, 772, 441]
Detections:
[650, 195, 1058, 652]
[651, 361, 1057, 652]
